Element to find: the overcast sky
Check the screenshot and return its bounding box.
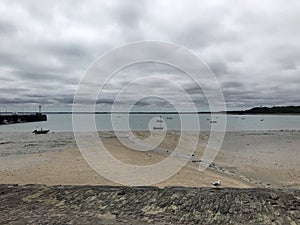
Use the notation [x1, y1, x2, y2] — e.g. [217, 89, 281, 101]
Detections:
[0, 0, 299, 111]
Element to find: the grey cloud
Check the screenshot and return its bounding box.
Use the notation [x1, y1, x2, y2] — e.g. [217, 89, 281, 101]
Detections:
[221, 82, 244, 89]
[0, 87, 29, 93]
[208, 62, 228, 76]
[113, 1, 145, 28]
[0, 0, 299, 110]
[12, 70, 78, 85]
[175, 22, 238, 50]
[0, 97, 53, 105]
[40, 42, 90, 61]
[96, 99, 115, 105]
[0, 20, 16, 35]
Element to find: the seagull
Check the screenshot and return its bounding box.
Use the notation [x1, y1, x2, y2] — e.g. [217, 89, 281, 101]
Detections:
[212, 180, 221, 187]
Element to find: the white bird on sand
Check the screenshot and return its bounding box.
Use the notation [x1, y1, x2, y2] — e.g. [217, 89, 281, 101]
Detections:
[212, 180, 221, 187]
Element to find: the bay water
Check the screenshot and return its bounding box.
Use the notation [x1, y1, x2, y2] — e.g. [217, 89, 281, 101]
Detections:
[0, 114, 299, 132]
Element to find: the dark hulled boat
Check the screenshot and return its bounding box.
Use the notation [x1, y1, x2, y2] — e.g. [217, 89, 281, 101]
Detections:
[33, 129, 50, 134]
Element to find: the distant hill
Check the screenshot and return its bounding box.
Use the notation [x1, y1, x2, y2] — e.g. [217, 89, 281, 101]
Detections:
[227, 106, 300, 115]
[17, 105, 300, 114]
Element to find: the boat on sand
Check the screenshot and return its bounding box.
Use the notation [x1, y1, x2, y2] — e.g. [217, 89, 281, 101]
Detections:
[33, 129, 50, 134]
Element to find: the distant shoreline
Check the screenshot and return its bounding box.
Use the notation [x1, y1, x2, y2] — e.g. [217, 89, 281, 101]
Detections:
[1, 111, 298, 115]
[33, 111, 300, 115]
[1, 105, 300, 115]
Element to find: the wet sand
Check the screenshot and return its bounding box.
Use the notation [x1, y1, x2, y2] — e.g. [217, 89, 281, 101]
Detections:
[0, 131, 299, 189]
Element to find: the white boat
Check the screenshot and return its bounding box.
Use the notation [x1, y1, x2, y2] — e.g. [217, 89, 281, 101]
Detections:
[153, 116, 164, 130]
[209, 117, 217, 123]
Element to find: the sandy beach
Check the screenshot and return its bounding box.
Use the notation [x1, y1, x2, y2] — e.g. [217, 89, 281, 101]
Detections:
[0, 131, 299, 189]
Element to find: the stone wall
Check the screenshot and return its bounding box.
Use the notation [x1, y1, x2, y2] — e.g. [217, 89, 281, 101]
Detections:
[0, 184, 299, 224]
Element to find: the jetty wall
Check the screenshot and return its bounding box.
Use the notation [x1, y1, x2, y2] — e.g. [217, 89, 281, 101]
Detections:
[0, 113, 47, 125]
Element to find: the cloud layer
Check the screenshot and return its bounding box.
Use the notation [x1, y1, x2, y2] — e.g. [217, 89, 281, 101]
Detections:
[0, 0, 299, 111]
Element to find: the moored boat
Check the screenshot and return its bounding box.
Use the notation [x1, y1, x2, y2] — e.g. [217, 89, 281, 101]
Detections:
[33, 129, 50, 134]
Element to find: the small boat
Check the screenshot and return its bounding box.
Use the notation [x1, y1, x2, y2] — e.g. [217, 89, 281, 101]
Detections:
[1, 119, 13, 125]
[209, 117, 217, 123]
[33, 129, 50, 134]
[153, 116, 164, 130]
[166, 117, 173, 120]
[17, 118, 25, 123]
[2, 119, 8, 124]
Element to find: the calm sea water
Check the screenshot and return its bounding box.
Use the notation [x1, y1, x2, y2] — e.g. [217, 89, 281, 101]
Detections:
[0, 114, 300, 132]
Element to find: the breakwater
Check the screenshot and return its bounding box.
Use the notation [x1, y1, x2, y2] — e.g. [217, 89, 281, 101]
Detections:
[0, 184, 299, 224]
[0, 113, 47, 125]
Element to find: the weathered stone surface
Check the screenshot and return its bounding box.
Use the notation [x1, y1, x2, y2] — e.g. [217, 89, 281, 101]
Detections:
[0, 184, 299, 225]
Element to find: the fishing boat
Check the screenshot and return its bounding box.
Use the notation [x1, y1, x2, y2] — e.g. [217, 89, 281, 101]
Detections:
[33, 128, 50, 134]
